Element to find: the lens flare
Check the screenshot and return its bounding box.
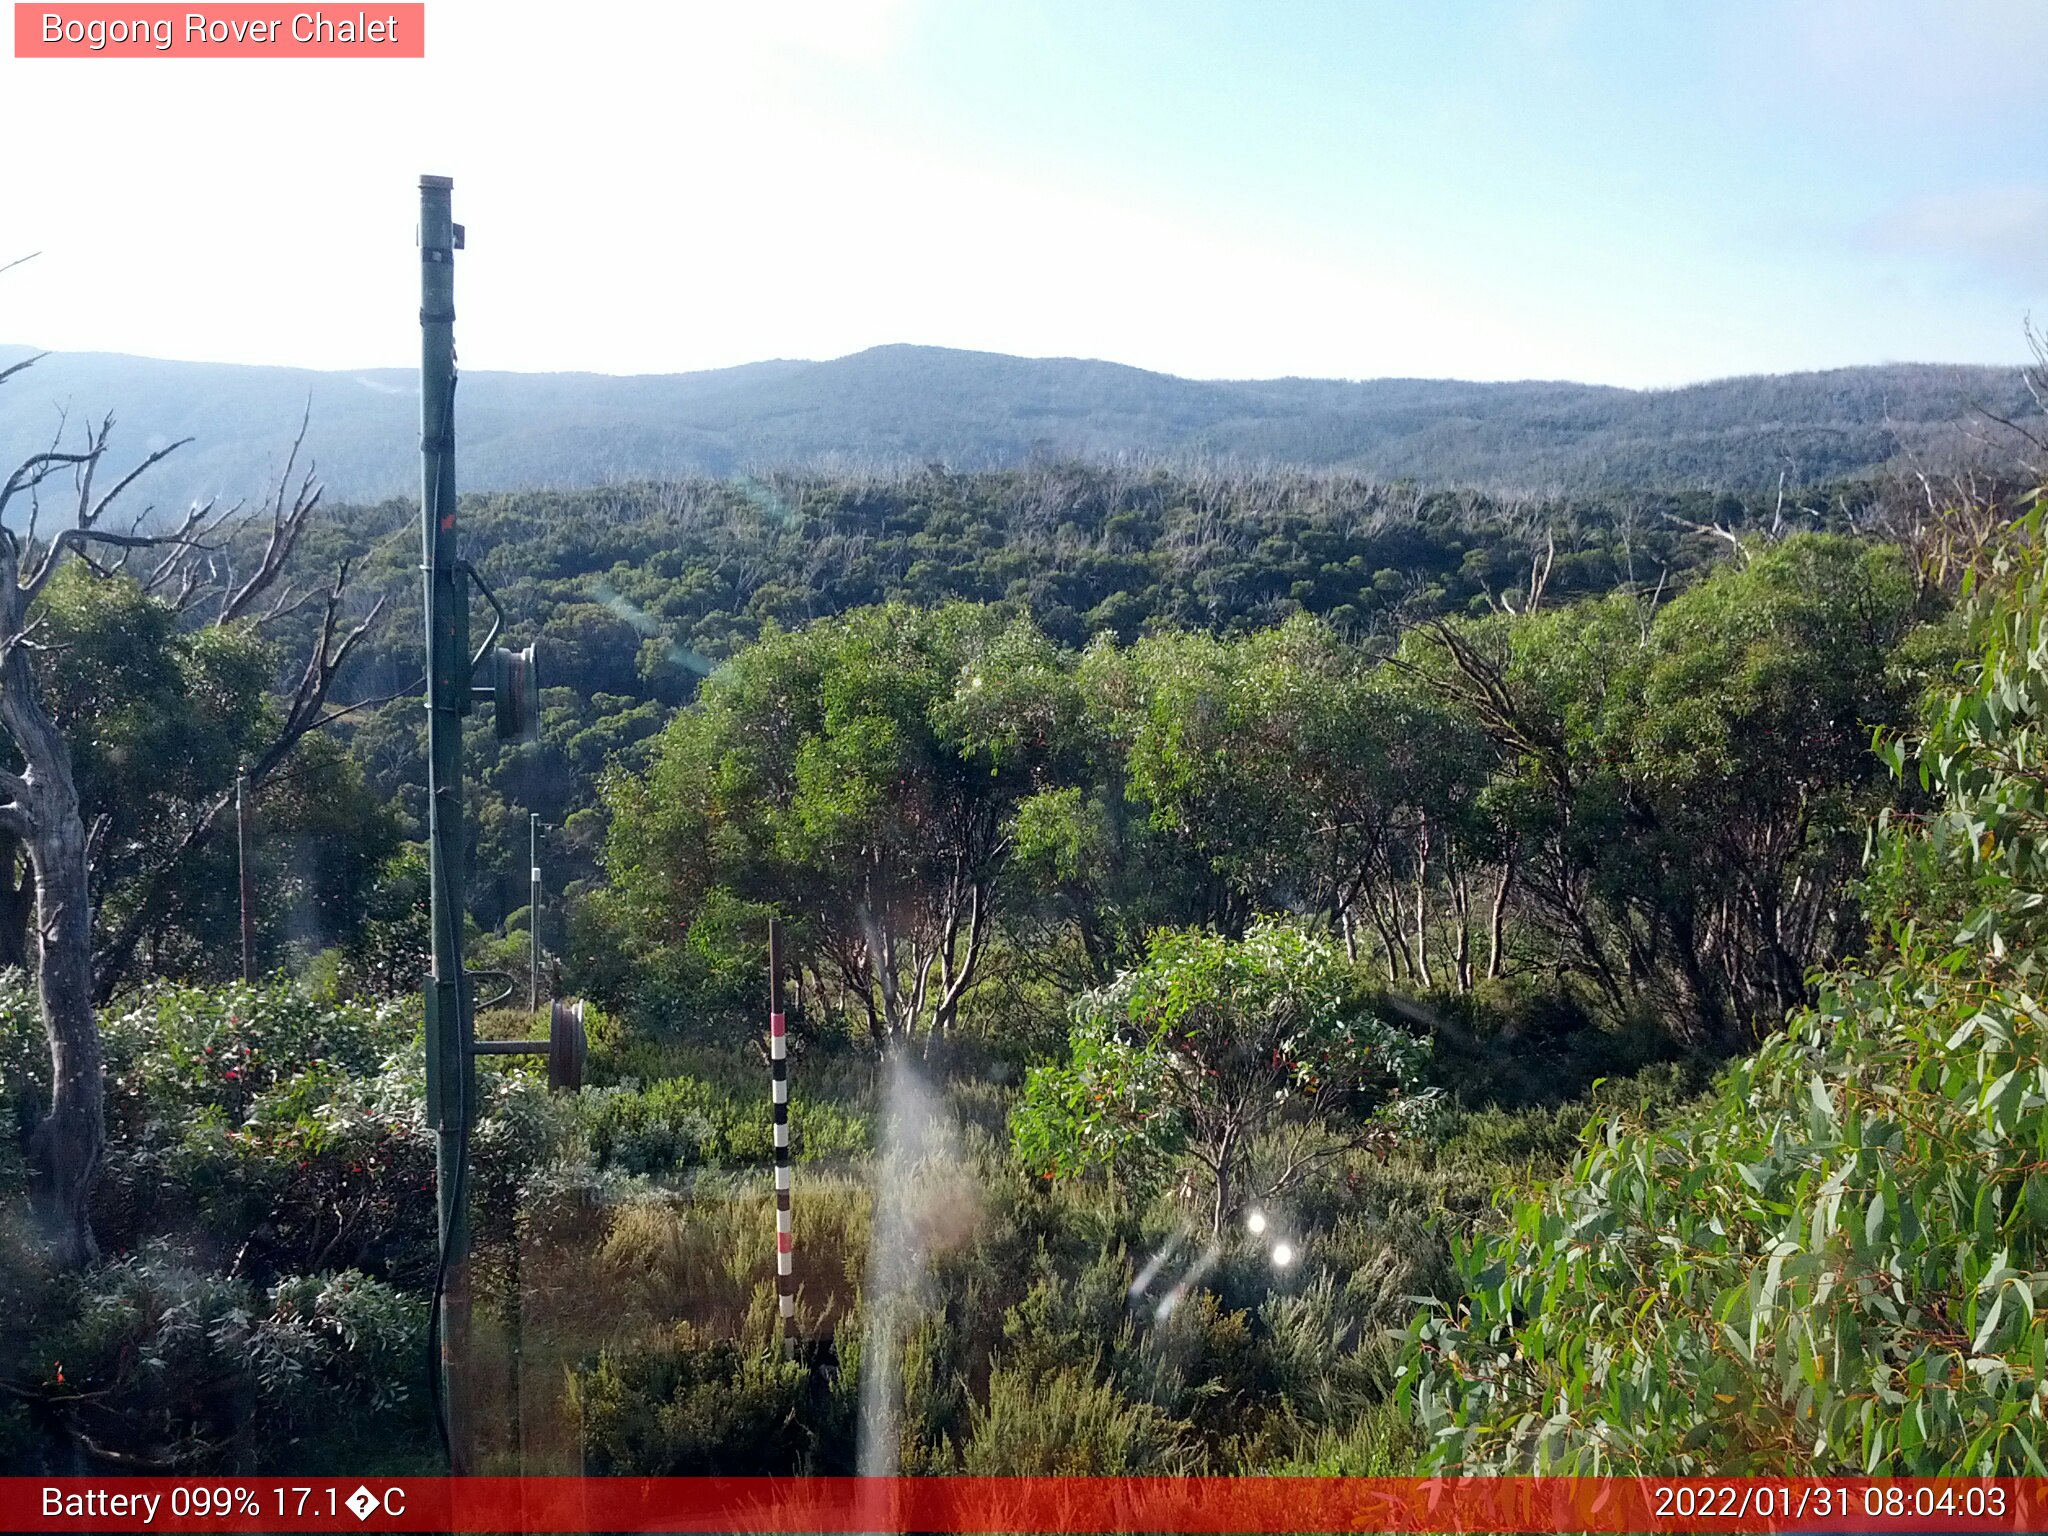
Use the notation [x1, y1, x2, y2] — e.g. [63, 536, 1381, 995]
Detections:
[1129, 1232, 1183, 1299]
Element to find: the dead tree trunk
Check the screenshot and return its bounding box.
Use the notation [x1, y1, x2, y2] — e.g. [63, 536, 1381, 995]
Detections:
[1450, 857, 1473, 993]
[1411, 817, 1434, 991]
[0, 544, 103, 1266]
[20, 783, 98, 1267]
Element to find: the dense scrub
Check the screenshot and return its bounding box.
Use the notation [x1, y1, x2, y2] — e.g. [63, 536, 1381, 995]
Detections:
[306, 464, 1803, 939]
[6, 458, 2035, 1477]
[1, 965, 1678, 1473]
[1407, 513, 2048, 1472]
[594, 530, 1944, 1061]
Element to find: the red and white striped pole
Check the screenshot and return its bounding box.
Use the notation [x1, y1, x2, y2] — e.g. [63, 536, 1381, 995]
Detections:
[769, 918, 794, 1359]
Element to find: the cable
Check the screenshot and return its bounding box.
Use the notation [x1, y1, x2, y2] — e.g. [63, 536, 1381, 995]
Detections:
[417, 375, 469, 1474]
[424, 1050, 472, 1470]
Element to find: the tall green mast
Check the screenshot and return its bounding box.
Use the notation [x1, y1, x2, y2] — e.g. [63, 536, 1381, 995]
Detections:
[417, 172, 472, 1468]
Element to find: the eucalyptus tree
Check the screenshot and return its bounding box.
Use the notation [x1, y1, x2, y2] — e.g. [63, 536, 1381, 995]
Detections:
[1403, 534, 1926, 1048]
[1062, 616, 1495, 983]
[605, 602, 1080, 1051]
[1411, 510, 2048, 1474]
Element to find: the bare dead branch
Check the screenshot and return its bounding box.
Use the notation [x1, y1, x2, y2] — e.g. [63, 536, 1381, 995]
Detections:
[0, 616, 53, 663]
[218, 404, 320, 624]
[79, 436, 192, 535]
[299, 674, 424, 732]
[1661, 509, 1750, 565]
[25, 526, 215, 603]
[0, 353, 45, 390]
[1526, 529, 1554, 613]
[70, 415, 113, 532]
[139, 497, 233, 599]
[0, 451, 98, 529]
[21, 407, 75, 561]
[1971, 403, 2048, 458]
[83, 812, 111, 880]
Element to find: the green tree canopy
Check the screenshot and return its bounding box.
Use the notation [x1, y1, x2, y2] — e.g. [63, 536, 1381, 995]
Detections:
[1013, 918, 1428, 1232]
[1404, 533, 1929, 1046]
[603, 602, 1079, 1048]
[1407, 516, 2047, 1473]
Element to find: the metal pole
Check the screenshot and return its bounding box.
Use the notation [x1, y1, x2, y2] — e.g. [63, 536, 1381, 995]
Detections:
[529, 812, 541, 1014]
[769, 918, 794, 1359]
[418, 172, 473, 1471]
[235, 769, 254, 984]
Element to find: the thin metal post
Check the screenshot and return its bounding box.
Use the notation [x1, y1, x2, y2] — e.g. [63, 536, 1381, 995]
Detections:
[769, 918, 794, 1359]
[235, 769, 254, 984]
[529, 812, 541, 1014]
[418, 172, 473, 1471]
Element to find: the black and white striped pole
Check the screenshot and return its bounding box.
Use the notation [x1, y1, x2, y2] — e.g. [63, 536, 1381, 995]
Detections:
[769, 917, 795, 1359]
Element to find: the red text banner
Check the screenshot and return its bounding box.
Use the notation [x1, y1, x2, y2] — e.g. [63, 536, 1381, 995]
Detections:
[14, 4, 424, 57]
[5, 1476, 2047, 1533]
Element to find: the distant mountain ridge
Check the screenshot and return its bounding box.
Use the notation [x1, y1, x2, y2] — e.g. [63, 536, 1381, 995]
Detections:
[0, 341, 2032, 506]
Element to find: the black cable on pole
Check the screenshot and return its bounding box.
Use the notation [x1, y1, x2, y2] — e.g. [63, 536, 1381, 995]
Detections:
[417, 378, 466, 1474]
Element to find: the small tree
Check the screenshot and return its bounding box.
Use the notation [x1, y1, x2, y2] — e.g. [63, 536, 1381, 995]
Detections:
[605, 602, 1079, 1051]
[1013, 919, 1428, 1234]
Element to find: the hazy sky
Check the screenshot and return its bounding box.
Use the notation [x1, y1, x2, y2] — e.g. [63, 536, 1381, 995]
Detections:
[5, 0, 2045, 385]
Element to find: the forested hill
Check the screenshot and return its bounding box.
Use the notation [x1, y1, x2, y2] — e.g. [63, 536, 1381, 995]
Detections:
[0, 341, 2034, 506]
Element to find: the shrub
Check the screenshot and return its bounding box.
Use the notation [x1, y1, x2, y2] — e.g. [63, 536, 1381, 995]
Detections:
[1405, 512, 2048, 1473]
[579, 1079, 720, 1176]
[36, 1247, 426, 1469]
[574, 1070, 869, 1178]
[1259, 1271, 1401, 1433]
[573, 1322, 824, 1474]
[1015, 919, 1429, 1231]
[101, 979, 411, 1125]
[92, 987, 569, 1285]
[1268, 1399, 1418, 1474]
[962, 1363, 1195, 1473]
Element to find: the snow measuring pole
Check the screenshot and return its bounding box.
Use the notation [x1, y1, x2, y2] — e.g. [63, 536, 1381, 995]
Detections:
[769, 918, 795, 1358]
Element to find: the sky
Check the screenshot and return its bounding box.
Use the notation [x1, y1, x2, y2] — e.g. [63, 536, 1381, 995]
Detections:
[4, 0, 2046, 387]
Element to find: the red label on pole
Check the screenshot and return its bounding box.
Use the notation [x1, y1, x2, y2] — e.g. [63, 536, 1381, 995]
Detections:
[13, 4, 425, 56]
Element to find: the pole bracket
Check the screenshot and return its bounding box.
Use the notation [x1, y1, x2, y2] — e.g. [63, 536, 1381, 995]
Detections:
[471, 1000, 586, 1090]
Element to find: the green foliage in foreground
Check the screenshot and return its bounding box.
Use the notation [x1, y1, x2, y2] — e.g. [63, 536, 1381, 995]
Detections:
[1407, 518, 2048, 1473]
[3, 963, 1687, 1475]
[38, 1253, 425, 1470]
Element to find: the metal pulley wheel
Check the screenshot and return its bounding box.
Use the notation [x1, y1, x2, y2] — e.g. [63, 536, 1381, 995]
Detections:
[548, 997, 586, 1091]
